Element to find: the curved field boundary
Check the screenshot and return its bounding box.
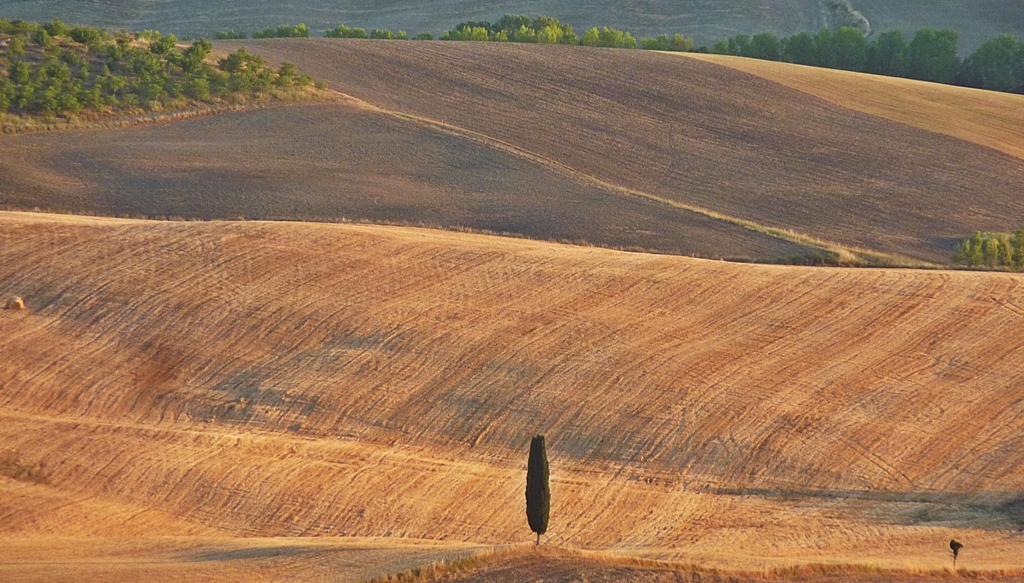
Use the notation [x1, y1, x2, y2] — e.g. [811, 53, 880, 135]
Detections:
[0, 101, 808, 261]
[682, 53, 1024, 163]
[345, 91, 927, 267]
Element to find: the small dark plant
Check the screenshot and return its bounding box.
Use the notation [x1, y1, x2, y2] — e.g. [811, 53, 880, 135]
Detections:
[950, 539, 963, 567]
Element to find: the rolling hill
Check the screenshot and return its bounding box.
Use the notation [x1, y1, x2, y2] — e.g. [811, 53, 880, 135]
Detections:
[2, 211, 1024, 581]
[7, 41, 1024, 265]
[0, 97, 807, 261]
[0, 1, 1021, 51]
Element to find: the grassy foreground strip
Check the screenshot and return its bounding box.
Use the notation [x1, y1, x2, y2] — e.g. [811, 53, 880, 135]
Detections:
[347, 93, 931, 268]
[362, 545, 1024, 583]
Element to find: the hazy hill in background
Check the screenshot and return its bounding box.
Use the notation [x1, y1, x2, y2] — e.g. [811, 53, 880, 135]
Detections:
[0, 0, 1021, 51]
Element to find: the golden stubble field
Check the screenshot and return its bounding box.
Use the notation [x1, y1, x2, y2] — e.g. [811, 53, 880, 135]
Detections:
[2, 211, 1024, 581]
[683, 53, 1024, 162]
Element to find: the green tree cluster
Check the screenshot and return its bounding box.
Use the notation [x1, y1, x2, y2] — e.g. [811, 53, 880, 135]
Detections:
[579, 27, 637, 49]
[703, 26, 1024, 93]
[440, 15, 581, 45]
[370, 29, 408, 40]
[252, 24, 309, 39]
[0, 20, 319, 118]
[326, 24, 369, 39]
[953, 230, 1024, 269]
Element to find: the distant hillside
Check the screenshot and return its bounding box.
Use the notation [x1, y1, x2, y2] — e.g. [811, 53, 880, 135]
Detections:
[0, 1, 1021, 51]
[219, 41, 1024, 265]
[5, 41, 1024, 265]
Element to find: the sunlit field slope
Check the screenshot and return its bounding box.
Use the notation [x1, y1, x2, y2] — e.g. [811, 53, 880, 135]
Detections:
[217, 40, 1024, 264]
[2, 212, 1024, 578]
[684, 53, 1024, 162]
[1, 0, 1021, 50]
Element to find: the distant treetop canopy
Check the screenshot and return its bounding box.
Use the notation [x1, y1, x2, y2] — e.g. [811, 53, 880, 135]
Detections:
[0, 18, 321, 120]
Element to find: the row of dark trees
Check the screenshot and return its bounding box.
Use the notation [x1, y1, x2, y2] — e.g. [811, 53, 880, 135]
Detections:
[437, 16, 692, 50]
[223, 16, 692, 51]
[0, 19, 317, 116]
[215, 24, 310, 39]
[953, 230, 1024, 270]
[227, 15, 1023, 94]
[704, 27, 1024, 93]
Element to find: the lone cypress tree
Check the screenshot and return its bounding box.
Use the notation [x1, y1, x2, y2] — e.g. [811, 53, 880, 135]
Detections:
[526, 434, 550, 545]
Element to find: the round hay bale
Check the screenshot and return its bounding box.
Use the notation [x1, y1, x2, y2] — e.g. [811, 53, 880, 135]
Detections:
[5, 296, 25, 310]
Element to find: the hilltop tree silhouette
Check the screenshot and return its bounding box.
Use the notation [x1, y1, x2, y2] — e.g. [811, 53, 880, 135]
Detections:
[526, 434, 550, 545]
[950, 539, 963, 568]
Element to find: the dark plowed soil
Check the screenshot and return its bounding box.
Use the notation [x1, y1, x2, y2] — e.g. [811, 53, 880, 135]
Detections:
[226, 40, 1024, 264]
[0, 102, 805, 260]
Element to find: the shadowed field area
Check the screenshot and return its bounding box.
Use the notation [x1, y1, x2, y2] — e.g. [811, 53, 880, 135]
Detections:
[0, 99, 807, 261]
[2, 212, 1024, 580]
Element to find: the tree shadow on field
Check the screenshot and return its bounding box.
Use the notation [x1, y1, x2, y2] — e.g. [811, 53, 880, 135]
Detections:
[927, 236, 963, 254]
[184, 544, 324, 562]
[714, 487, 1024, 531]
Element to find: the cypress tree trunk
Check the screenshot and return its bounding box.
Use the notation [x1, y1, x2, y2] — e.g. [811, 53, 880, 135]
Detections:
[526, 434, 550, 545]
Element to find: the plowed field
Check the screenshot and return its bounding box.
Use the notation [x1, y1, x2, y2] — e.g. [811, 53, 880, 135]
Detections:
[215, 40, 1024, 264]
[2, 212, 1024, 580]
[6, 42, 1024, 264]
[0, 100, 803, 260]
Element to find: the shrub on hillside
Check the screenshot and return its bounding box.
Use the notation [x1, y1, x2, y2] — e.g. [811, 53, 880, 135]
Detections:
[7, 36, 26, 56]
[68, 24, 104, 45]
[0, 20, 322, 119]
[43, 18, 69, 38]
[30, 28, 51, 47]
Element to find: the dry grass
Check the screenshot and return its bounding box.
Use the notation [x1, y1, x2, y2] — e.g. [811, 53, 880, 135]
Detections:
[683, 53, 1024, 163]
[2, 212, 1024, 581]
[0, 536, 484, 583]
